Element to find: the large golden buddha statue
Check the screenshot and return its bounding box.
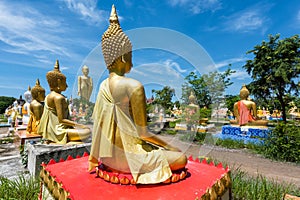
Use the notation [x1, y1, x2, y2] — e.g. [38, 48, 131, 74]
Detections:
[26, 79, 45, 134]
[230, 85, 268, 126]
[38, 60, 91, 144]
[88, 5, 187, 184]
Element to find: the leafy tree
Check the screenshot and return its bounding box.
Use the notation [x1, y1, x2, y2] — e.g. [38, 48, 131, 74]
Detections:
[181, 72, 210, 107]
[225, 94, 240, 112]
[0, 96, 15, 114]
[202, 68, 235, 109]
[152, 86, 175, 112]
[244, 34, 300, 122]
[182, 68, 235, 108]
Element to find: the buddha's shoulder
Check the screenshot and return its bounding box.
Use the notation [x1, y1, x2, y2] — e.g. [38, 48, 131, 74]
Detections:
[122, 77, 143, 88]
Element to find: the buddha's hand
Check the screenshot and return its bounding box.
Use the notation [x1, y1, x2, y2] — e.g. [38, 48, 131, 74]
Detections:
[75, 123, 89, 129]
[165, 144, 181, 152]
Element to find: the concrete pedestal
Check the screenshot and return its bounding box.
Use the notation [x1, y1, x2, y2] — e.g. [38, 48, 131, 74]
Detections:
[27, 142, 91, 176]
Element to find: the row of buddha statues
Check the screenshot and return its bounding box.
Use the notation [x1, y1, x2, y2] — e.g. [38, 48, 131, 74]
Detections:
[18, 60, 91, 144]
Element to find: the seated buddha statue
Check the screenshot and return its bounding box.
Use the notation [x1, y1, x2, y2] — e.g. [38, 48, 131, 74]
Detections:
[38, 60, 91, 144]
[230, 85, 268, 126]
[22, 86, 32, 125]
[88, 5, 187, 184]
[27, 79, 45, 134]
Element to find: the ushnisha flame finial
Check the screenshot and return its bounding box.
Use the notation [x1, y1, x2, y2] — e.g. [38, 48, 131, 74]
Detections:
[54, 60, 60, 72]
[36, 79, 40, 86]
[101, 5, 132, 68]
[109, 4, 119, 24]
[28, 85, 31, 91]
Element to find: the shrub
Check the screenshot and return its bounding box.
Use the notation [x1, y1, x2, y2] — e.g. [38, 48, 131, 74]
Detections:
[261, 123, 300, 163]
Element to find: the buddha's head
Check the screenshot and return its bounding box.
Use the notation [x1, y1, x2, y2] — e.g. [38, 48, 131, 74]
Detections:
[31, 79, 45, 102]
[82, 65, 89, 76]
[46, 60, 68, 92]
[239, 85, 250, 100]
[102, 5, 132, 73]
[24, 86, 32, 103]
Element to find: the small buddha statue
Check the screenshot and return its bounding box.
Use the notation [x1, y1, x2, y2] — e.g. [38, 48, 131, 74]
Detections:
[78, 65, 93, 102]
[22, 86, 32, 125]
[230, 85, 268, 126]
[89, 5, 187, 184]
[38, 60, 91, 144]
[27, 79, 45, 134]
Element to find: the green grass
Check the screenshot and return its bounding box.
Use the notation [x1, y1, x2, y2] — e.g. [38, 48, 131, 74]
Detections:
[0, 175, 40, 200]
[231, 167, 300, 199]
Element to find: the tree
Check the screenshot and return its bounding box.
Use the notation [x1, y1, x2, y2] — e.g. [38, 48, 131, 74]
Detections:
[152, 86, 175, 112]
[0, 96, 15, 114]
[181, 72, 210, 107]
[244, 34, 300, 122]
[202, 68, 235, 108]
[182, 68, 235, 108]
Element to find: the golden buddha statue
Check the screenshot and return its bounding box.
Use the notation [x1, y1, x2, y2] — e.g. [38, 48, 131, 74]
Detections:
[38, 60, 91, 144]
[230, 85, 268, 126]
[77, 65, 93, 101]
[89, 5, 187, 184]
[27, 79, 45, 134]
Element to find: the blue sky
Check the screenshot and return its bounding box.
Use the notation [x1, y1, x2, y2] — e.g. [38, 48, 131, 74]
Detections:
[0, 0, 299, 103]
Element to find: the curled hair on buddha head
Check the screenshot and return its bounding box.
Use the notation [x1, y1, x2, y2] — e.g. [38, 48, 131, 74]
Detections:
[46, 60, 66, 89]
[101, 4, 132, 69]
[240, 84, 250, 99]
[31, 79, 45, 99]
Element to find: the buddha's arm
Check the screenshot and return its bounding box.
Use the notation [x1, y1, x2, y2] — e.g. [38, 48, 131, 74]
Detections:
[233, 102, 239, 120]
[77, 76, 81, 95]
[54, 96, 87, 128]
[252, 103, 257, 119]
[130, 84, 181, 152]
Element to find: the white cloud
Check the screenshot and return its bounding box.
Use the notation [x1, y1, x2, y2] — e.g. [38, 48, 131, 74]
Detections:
[63, 0, 106, 25]
[224, 3, 271, 33]
[229, 70, 250, 80]
[163, 59, 187, 73]
[168, 0, 222, 14]
[213, 57, 247, 69]
[0, 1, 70, 58]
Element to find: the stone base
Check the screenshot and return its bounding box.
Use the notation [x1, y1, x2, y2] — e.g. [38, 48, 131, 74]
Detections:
[27, 142, 91, 176]
[214, 125, 270, 144]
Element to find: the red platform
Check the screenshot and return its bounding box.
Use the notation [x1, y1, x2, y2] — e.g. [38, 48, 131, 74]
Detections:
[40, 154, 231, 200]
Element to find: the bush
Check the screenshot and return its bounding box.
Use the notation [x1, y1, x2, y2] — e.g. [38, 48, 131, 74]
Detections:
[261, 123, 300, 163]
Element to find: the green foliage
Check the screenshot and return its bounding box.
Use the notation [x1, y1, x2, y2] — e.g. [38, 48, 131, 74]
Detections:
[232, 168, 300, 199]
[244, 34, 300, 122]
[182, 69, 235, 108]
[152, 86, 175, 111]
[0, 96, 15, 114]
[199, 107, 211, 119]
[0, 175, 40, 200]
[225, 95, 240, 112]
[261, 123, 300, 163]
[182, 71, 210, 107]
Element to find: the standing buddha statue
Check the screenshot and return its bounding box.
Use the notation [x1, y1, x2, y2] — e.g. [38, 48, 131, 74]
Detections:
[78, 65, 93, 102]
